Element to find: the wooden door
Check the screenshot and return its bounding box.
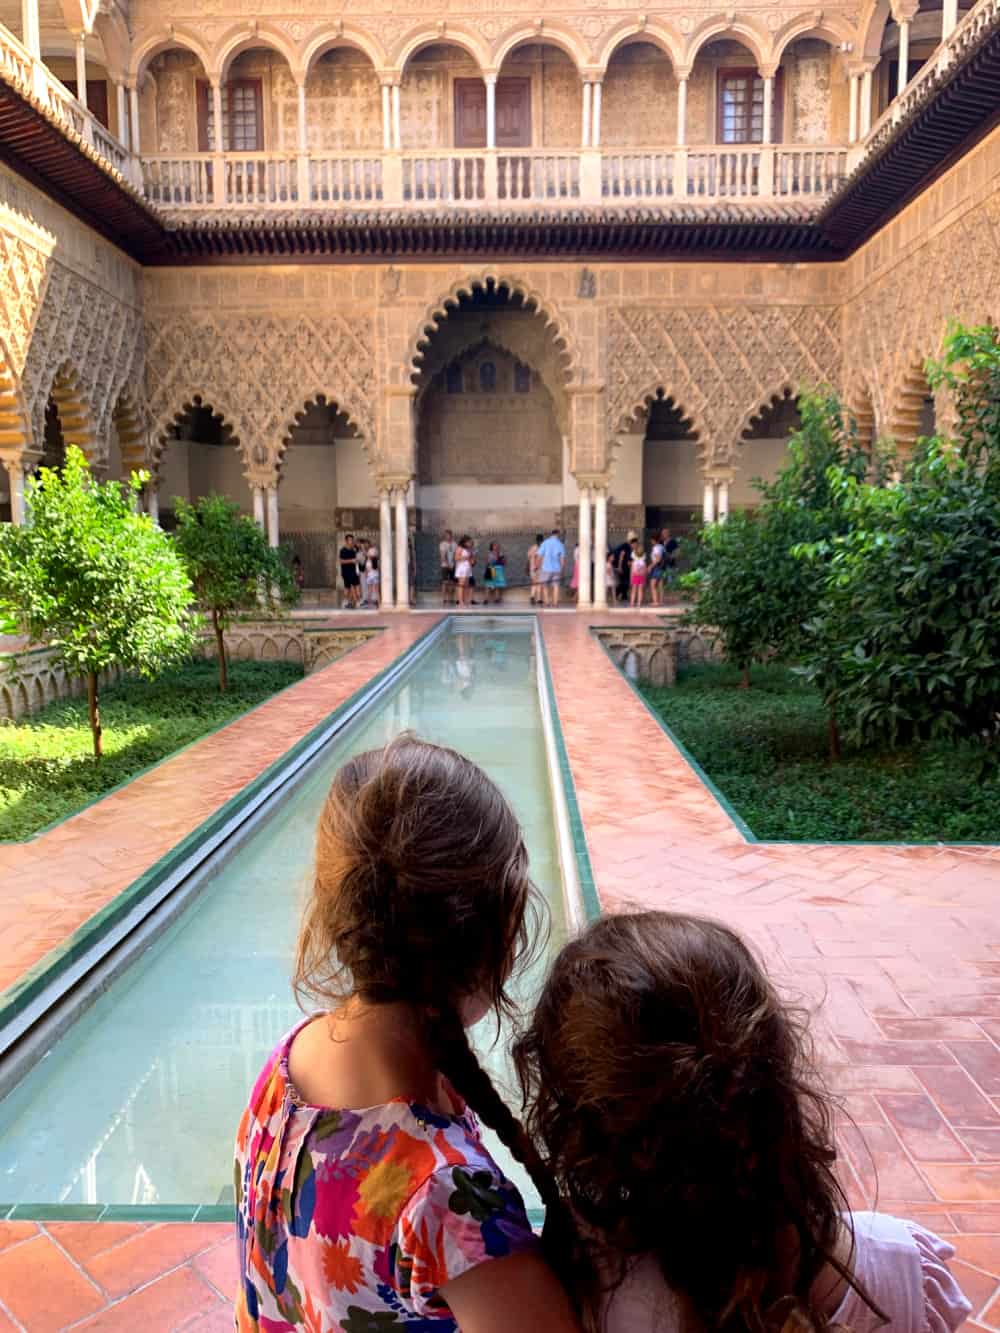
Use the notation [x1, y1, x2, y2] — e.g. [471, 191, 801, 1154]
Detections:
[454, 79, 487, 147]
[63, 79, 110, 128]
[495, 77, 531, 147]
[454, 77, 532, 147]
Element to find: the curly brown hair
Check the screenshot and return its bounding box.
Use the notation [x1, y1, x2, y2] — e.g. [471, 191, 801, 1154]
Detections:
[514, 912, 881, 1332]
[293, 733, 558, 1208]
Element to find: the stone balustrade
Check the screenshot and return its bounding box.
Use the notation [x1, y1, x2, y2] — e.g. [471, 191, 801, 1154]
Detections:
[0, 624, 377, 721]
[594, 625, 722, 687]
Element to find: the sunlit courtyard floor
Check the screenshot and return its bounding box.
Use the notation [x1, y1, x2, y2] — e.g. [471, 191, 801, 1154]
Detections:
[2, 613, 1000, 1330]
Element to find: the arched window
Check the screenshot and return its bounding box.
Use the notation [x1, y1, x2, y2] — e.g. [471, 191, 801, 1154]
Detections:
[514, 362, 531, 394]
[446, 363, 463, 394]
[479, 361, 497, 392]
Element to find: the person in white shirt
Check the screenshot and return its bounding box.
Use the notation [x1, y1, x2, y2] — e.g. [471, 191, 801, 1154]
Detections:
[515, 912, 971, 1333]
[439, 529, 457, 607]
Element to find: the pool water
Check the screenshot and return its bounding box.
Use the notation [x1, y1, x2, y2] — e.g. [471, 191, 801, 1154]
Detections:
[0, 620, 566, 1211]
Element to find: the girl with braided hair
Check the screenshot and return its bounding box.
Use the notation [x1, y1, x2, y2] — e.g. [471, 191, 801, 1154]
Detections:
[234, 735, 579, 1333]
[515, 912, 971, 1333]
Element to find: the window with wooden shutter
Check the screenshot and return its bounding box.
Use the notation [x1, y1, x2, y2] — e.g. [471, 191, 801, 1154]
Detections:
[196, 79, 264, 151]
[717, 68, 784, 144]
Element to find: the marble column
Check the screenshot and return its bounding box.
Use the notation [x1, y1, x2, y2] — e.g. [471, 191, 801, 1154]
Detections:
[897, 21, 911, 95]
[379, 488, 395, 610]
[252, 485, 265, 529]
[860, 69, 873, 136]
[129, 83, 141, 153]
[848, 73, 859, 143]
[593, 485, 608, 608]
[394, 484, 409, 608]
[581, 81, 592, 148]
[591, 81, 602, 148]
[21, 0, 40, 58]
[485, 75, 497, 149]
[115, 81, 129, 150]
[381, 84, 391, 150]
[677, 77, 688, 146]
[942, 0, 959, 36]
[577, 485, 593, 608]
[762, 75, 774, 144]
[702, 478, 716, 524]
[147, 484, 159, 525]
[717, 478, 730, 520]
[75, 34, 88, 111]
[266, 486, 279, 549]
[4, 460, 25, 526]
[392, 84, 401, 151]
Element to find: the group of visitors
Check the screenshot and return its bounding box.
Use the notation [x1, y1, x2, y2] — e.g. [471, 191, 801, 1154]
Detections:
[610, 526, 679, 607]
[338, 533, 381, 609]
[236, 734, 971, 1333]
[439, 529, 508, 608]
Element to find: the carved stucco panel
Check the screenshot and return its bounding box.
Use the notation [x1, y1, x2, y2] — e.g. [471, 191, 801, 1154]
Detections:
[0, 227, 51, 378]
[843, 189, 1000, 438]
[608, 304, 841, 463]
[20, 265, 146, 457]
[145, 313, 376, 473]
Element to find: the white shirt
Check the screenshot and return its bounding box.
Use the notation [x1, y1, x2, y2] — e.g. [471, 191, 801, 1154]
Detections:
[600, 1213, 970, 1333]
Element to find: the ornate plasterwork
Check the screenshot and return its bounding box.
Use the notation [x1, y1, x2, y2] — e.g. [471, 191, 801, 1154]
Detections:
[842, 183, 1000, 445]
[145, 313, 376, 478]
[608, 304, 841, 464]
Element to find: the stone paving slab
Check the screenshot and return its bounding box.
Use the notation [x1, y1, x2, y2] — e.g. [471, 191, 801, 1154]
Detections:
[2, 612, 1000, 1329]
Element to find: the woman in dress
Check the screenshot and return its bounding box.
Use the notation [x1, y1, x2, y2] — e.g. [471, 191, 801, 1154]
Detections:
[454, 534, 473, 608]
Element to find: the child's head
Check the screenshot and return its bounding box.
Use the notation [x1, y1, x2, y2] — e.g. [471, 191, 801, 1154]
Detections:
[515, 912, 855, 1331]
[295, 735, 554, 1196]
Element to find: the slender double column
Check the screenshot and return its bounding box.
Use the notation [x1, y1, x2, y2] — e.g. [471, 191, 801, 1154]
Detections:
[393, 483, 409, 609]
[3, 458, 27, 526]
[378, 488, 395, 610]
[577, 485, 593, 608]
[592, 486, 608, 609]
[573, 480, 610, 609]
[266, 486, 280, 548]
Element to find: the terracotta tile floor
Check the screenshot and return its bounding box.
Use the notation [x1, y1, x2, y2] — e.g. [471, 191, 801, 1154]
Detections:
[2, 612, 1000, 1330]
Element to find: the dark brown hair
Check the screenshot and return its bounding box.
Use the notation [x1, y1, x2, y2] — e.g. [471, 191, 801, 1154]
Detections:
[294, 733, 557, 1207]
[514, 912, 880, 1332]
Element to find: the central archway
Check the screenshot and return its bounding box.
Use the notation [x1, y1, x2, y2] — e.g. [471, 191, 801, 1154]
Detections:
[409, 277, 577, 600]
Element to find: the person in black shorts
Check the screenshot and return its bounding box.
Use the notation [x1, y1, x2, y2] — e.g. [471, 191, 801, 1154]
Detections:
[339, 533, 361, 608]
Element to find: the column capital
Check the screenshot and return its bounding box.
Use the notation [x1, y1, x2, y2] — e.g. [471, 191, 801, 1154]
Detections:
[378, 473, 413, 491]
[757, 62, 780, 81]
[574, 472, 611, 491]
[377, 70, 401, 87]
[847, 58, 878, 77]
[581, 67, 604, 84]
[482, 69, 498, 84]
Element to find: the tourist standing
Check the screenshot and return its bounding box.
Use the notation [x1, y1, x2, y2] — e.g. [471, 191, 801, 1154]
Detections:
[339, 533, 361, 608]
[454, 534, 473, 607]
[537, 528, 566, 608]
[661, 526, 680, 592]
[439, 528, 456, 606]
[613, 531, 636, 604]
[526, 533, 544, 605]
[629, 541, 647, 608]
[648, 533, 665, 607]
[292, 554, 306, 594]
[364, 544, 380, 609]
[486, 541, 506, 605]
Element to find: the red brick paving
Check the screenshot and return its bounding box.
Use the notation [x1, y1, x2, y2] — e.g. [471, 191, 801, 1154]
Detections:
[2, 612, 1000, 1329]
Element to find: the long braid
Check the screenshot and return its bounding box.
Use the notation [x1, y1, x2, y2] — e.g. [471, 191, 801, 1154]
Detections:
[422, 1003, 558, 1210]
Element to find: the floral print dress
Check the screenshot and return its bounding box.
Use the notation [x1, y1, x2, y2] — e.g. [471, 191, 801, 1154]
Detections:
[234, 1019, 539, 1331]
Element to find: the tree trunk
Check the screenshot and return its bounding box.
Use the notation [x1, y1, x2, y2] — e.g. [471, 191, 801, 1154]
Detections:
[740, 665, 751, 689]
[213, 608, 228, 693]
[828, 713, 841, 762]
[87, 670, 102, 759]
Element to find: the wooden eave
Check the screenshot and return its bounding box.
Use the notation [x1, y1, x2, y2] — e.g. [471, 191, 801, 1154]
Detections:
[0, 6, 999, 267]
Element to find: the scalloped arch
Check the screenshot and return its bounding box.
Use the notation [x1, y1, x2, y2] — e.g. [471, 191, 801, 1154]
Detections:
[0, 334, 31, 460]
[738, 384, 800, 441]
[47, 362, 98, 463]
[153, 394, 243, 474]
[684, 18, 771, 70]
[279, 393, 371, 468]
[493, 24, 589, 74]
[394, 24, 492, 75]
[615, 385, 706, 457]
[596, 20, 685, 75]
[407, 272, 583, 388]
[886, 359, 936, 447]
[130, 27, 213, 81]
[300, 27, 387, 80]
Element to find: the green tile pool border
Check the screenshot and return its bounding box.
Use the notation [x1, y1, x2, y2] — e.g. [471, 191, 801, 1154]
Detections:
[535, 624, 601, 925]
[0, 619, 442, 1039]
[0, 612, 585, 1226]
[593, 628, 1000, 851]
[0, 628, 382, 846]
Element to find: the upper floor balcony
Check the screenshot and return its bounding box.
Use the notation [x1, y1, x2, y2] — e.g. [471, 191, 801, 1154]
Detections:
[0, 0, 990, 224]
